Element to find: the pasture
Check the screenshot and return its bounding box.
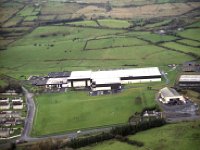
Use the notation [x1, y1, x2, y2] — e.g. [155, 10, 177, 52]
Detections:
[0, 24, 196, 79]
[79, 121, 200, 150]
[32, 88, 156, 136]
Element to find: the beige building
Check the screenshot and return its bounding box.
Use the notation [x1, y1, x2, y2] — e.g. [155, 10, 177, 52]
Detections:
[159, 87, 186, 104]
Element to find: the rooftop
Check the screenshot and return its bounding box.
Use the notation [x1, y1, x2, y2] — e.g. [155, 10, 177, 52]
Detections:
[92, 67, 161, 79]
[68, 71, 92, 80]
[46, 78, 68, 85]
[179, 75, 200, 82]
[48, 72, 71, 78]
[160, 87, 181, 97]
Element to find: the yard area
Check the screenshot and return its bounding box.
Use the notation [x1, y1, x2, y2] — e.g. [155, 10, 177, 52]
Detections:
[32, 87, 156, 136]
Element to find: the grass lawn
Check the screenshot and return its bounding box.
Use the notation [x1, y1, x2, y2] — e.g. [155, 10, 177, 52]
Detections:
[98, 19, 131, 28]
[32, 87, 156, 136]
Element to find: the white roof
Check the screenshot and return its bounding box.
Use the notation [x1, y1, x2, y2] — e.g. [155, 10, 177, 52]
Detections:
[179, 75, 200, 82]
[46, 78, 68, 85]
[93, 78, 121, 85]
[91, 67, 161, 79]
[68, 71, 92, 79]
[160, 87, 181, 97]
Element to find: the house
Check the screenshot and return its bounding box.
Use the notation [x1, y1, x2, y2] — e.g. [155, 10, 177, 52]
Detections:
[0, 128, 10, 138]
[0, 98, 9, 103]
[12, 101, 23, 110]
[178, 75, 200, 89]
[12, 97, 23, 103]
[0, 102, 10, 110]
[67, 71, 92, 88]
[159, 87, 186, 104]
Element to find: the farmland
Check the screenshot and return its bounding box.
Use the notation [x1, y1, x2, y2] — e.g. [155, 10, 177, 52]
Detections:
[79, 121, 200, 150]
[0, 0, 200, 144]
[1, 24, 198, 79]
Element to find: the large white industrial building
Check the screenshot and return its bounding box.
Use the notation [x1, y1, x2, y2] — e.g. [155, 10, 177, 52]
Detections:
[68, 67, 161, 90]
[31, 67, 162, 91]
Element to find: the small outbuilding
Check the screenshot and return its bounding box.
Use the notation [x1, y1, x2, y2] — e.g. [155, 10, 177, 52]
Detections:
[159, 87, 186, 104]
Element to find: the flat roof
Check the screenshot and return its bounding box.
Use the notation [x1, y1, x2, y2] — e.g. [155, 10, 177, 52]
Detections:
[93, 78, 121, 85]
[179, 75, 200, 82]
[46, 78, 68, 85]
[68, 71, 92, 80]
[91, 67, 161, 79]
[160, 87, 181, 97]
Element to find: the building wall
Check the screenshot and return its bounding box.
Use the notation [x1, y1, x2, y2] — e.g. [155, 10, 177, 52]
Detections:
[71, 81, 87, 87]
[91, 87, 111, 91]
[0, 105, 10, 110]
[160, 94, 185, 103]
[13, 105, 23, 110]
[121, 78, 161, 84]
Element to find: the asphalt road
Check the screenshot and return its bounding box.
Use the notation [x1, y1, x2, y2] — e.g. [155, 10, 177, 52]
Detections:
[20, 87, 36, 141]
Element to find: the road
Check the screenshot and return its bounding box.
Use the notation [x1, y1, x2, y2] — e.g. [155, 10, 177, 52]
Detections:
[20, 87, 36, 141]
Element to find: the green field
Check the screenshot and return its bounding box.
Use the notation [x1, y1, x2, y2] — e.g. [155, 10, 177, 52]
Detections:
[32, 88, 156, 136]
[80, 121, 200, 150]
[85, 37, 148, 50]
[162, 42, 200, 55]
[178, 28, 200, 41]
[67, 20, 99, 27]
[177, 39, 200, 47]
[98, 19, 131, 28]
[144, 19, 172, 28]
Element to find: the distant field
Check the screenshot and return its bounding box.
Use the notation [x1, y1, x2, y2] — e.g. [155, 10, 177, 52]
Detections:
[177, 39, 200, 47]
[67, 20, 99, 27]
[85, 37, 147, 50]
[0, 24, 194, 79]
[162, 42, 200, 56]
[32, 88, 156, 136]
[98, 19, 131, 28]
[80, 121, 200, 150]
[144, 19, 172, 28]
[178, 29, 200, 41]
